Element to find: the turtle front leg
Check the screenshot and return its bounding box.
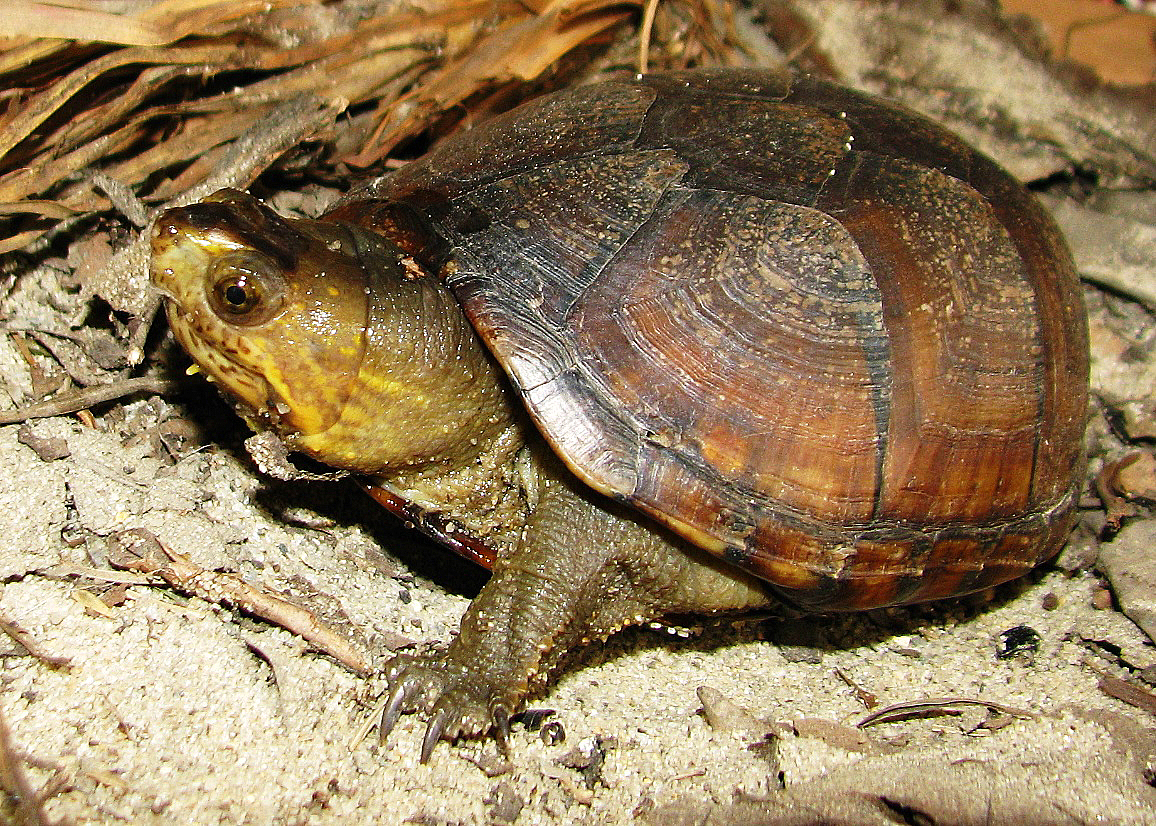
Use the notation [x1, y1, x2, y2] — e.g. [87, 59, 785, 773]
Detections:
[380, 465, 774, 762]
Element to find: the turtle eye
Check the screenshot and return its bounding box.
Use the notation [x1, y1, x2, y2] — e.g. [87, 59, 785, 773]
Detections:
[207, 254, 285, 324]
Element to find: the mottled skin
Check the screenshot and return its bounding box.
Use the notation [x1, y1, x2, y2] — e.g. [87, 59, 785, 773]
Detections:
[149, 69, 1087, 760]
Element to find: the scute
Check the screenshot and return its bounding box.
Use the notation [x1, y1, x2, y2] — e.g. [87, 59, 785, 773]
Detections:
[355, 69, 1088, 610]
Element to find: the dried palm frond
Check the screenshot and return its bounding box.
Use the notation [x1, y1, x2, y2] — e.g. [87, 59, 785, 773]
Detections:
[0, 0, 686, 257]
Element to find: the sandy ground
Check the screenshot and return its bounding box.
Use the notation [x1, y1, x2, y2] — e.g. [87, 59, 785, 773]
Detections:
[2, 2, 1155, 825]
[2, 402, 1156, 825]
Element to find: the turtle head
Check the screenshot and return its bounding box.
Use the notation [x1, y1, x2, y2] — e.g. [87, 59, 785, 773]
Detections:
[151, 189, 374, 452]
[150, 189, 513, 474]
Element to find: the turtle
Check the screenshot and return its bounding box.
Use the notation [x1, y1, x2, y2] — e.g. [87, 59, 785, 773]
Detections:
[149, 68, 1088, 761]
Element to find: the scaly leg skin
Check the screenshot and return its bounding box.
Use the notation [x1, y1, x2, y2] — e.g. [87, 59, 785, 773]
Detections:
[379, 461, 775, 762]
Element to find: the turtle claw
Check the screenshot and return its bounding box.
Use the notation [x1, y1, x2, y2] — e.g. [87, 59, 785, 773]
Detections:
[378, 652, 520, 763]
[492, 704, 512, 756]
[379, 671, 420, 744]
[420, 705, 451, 764]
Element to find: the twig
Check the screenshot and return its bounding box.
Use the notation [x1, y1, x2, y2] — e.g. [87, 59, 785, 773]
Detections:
[0, 616, 70, 669]
[90, 172, 150, 228]
[0, 376, 177, 424]
[834, 667, 878, 709]
[38, 563, 153, 587]
[638, 0, 660, 74]
[107, 528, 371, 674]
[857, 697, 1033, 728]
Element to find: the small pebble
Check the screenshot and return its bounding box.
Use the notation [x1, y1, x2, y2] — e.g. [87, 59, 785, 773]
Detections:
[1091, 585, 1115, 611]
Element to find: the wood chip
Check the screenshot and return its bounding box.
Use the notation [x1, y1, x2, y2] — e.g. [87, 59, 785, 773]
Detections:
[1099, 674, 1156, 715]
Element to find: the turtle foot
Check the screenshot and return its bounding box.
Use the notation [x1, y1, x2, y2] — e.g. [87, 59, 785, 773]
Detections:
[380, 652, 516, 763]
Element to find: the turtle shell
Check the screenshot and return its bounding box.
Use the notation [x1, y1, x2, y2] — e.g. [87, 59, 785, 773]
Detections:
[329, 68, 1088, 612]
